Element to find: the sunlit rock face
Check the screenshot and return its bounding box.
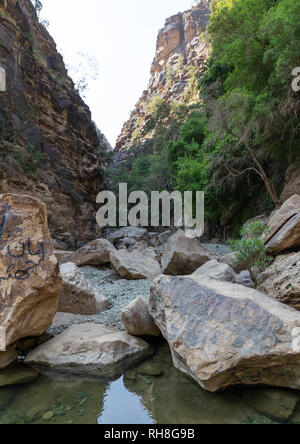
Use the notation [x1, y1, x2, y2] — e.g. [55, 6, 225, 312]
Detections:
[0, 194, 61, 351]
[116, 0, 211, 153]
[150, 274, 300, 393]
[0, 0, 106, 248]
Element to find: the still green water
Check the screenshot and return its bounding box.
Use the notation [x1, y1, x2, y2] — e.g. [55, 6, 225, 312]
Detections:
[1, 343, 300, 424]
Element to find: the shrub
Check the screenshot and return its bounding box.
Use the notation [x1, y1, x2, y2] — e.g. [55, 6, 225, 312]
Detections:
[229, 222, 272, 286]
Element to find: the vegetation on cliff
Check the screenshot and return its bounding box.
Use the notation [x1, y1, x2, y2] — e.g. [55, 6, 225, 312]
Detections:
[111, 0, 300, 236]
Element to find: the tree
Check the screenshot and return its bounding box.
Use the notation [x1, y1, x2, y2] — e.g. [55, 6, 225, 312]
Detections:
[210, 89, 281, 207]
[202, 0, 300, 209]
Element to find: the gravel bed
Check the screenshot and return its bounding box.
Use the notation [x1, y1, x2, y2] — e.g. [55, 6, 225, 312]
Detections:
[48, 266, 152, 336]
[48, 243, 230, 336]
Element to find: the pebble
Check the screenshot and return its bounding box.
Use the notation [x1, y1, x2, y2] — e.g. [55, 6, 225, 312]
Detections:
[42, 411, 54, 421]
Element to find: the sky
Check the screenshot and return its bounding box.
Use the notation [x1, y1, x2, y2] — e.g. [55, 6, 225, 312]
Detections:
[41, 0, 194, 147]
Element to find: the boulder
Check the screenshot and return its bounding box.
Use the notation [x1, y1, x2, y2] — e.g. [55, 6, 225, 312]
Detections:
[193, 260, 236, 283]
[150, 274, 300, 392]
[220, 253, 241, 272]
[258, 252, 300, 310]
[158, 230, 174, 245]
[161, 230, 217, 276]
[128, 240, 149, 252]
[108, 227, 149, 246]
[236, 270, 255, 289]
[0, 194, 62, 351]
[122, 296, 160, 337]
[0, 366, 39, 388]
[61, 239, 115, 267]
[54, 250, 73, 264]
[281, 165, 300, 203]
[263, 195, 300, 254]
[149, 233, 160, 248]
[110, 249, 162, 280]
[129, 242, 161, 262]
[25, 323, 152, 378]
[59, 263, 109, 315]
[0, 347, 18, 370]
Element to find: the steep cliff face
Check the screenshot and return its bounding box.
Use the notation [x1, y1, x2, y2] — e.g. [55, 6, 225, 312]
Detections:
[0, 0, 104, 248]
[116, 0, 211, 153]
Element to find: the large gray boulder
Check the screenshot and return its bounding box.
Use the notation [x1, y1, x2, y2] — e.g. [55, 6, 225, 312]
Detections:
[258, 252, 300, 310]
[150, 274, 300, 392]
[193, 260, 236, 283]
[59, 263, 109, 315]
[161, 230, 217, 276]
[25, 323, 152, 378]
[263, 195, 300, 254]
[61, 239, 115, 266]
[110, 249, 162, 280]
[122, 296, 160, 337]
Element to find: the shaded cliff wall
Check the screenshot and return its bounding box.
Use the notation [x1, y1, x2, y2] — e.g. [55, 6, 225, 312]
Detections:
[0, 0, 105, 248]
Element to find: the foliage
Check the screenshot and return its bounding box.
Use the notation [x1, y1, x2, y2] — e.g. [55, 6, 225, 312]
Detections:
[229, 222, 272, 286]
[110, 0, 299, 235]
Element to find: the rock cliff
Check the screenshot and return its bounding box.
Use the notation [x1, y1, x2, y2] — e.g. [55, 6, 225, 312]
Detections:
[0, 0, 105, 248]
[116, 0, 211, 153]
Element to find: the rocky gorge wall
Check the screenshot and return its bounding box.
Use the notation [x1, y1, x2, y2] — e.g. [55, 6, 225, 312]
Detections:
[0, 0, 105, 248]
[116, 0, 211, 154]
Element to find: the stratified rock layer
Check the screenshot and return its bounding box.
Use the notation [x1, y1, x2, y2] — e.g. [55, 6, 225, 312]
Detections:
[264, 195, 300, 254]
[0, 0, 106, 248]
[258, 252, 300, 310]
[150, 274, 300, 392]
[116, 0, 211, 153]
[0, 194, 61, 351]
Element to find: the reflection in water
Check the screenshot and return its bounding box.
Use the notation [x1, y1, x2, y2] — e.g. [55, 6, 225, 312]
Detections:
[1, 342, 300, 424]
[98, 377, 154, 424]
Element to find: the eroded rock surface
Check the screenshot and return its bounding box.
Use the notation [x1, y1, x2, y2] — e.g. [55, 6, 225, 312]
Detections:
[258, 252, 300, 310]
[110, 249, 162, 280]
[193, 260, 236, 282]
[61, 239, 115, 267]
[161, 230, 217, 275]
[59, 263, 109, 315]
[122, 296, 160, 337]
[25, 323, 152, 378]
[150, 274, 300, 392]
[0, 0, 106, 248]
[0, 194, 61, 351]
[264, 195, 300, 254]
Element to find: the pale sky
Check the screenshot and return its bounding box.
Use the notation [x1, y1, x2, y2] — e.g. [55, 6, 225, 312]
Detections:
[41, 0, 194, 146]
